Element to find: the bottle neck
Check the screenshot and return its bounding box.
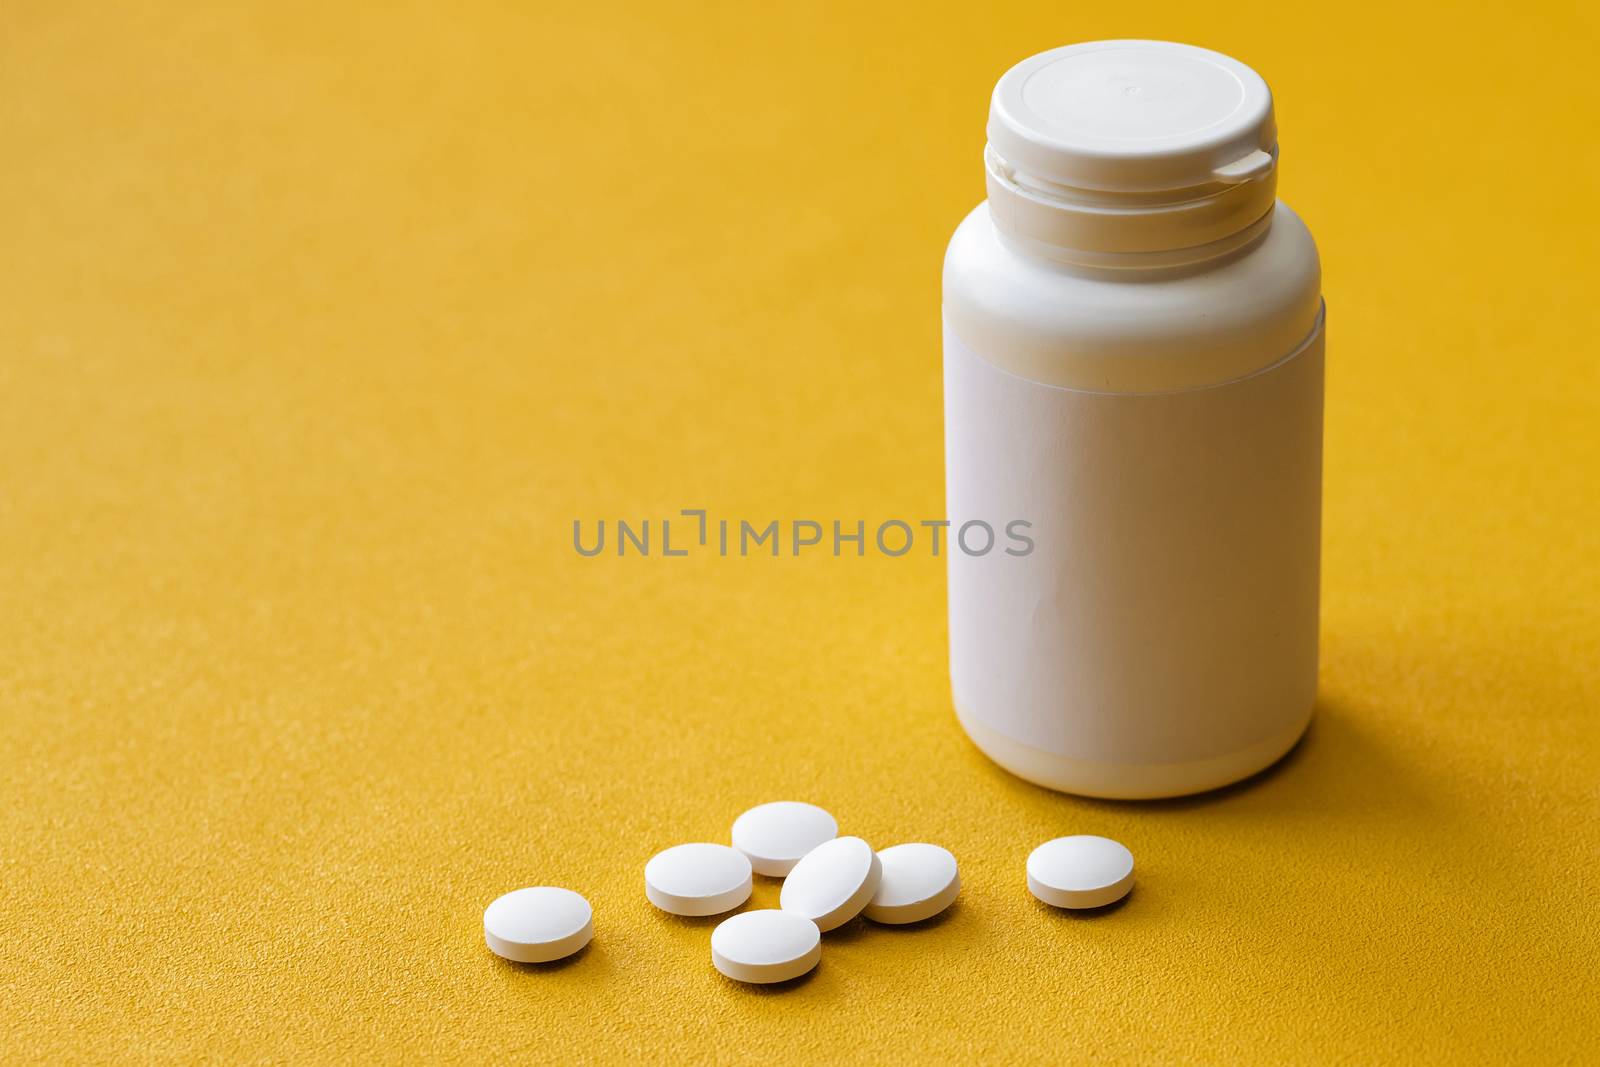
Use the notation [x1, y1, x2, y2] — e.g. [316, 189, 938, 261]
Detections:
[984, 144, 1278, 272]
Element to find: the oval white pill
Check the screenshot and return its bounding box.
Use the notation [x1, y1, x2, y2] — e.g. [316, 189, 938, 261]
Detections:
[710, 909, 822, 984]
[779, 836, 882, 931]
[731, 801, 838, 877]
[483, 886, 593, 962]
[863, 843, 961, 924]
[644, 842, 753, 916]
[1026, 835, 1135, 910]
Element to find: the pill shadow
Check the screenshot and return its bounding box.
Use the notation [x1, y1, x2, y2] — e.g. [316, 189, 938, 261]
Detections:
[492, 940, 596, 973]
[818, 915, 872, 944]
[822, 902, 962, 944]
[1028, 888, 1134, 920]
[862, 904, 961, 934]
[653, 905, 751, 928]
[716, 965, 820, 994]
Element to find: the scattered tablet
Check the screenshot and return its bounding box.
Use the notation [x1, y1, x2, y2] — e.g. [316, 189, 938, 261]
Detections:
[863, 843, 960, 924]
[1026, 835, 1135, 909]
[489, 808, 1140, 984]
[483, 886, 593, 963]
[711, 910, 822, 984]
[644, 842, 753, 916]
[731, 801, 838, 876]
[778, 836, 882, 931]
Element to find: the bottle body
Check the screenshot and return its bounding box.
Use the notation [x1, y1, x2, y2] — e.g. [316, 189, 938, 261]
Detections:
[943, 200, 1324, 798]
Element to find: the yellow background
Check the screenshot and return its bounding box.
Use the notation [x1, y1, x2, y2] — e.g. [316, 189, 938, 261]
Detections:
[4, 2, 1597, 1063]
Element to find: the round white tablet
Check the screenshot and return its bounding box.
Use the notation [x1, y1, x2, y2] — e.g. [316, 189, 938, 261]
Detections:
[483, 886, 593, 962]
[863, 843, 961, 924]
[778, 836, 882, 931]
[644, 842, 753, 916]
[1026, 835, 1135, 909]
[731, 801, 838, 877]
[710, 909, 822, 984]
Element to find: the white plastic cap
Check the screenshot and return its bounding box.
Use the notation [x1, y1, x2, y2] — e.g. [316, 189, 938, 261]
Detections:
[988, 40, 1276, 193]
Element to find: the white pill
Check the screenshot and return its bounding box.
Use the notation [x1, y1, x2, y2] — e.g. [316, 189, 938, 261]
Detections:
[779, 836, 882, 931]
[863, 843, 961, 924]
[644, 842, 753, 916]
[483, 886, 593, 962]
[1026, 835, 1135, 910]
[731, 801, 838, 876]
[710, 909, 822, 984]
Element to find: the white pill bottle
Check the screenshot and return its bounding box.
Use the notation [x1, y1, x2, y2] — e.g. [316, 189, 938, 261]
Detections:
[944, 41, 1323, 799]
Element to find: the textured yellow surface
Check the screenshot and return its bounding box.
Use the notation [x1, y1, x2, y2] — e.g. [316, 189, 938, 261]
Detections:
[3, 2, 1598, 1063]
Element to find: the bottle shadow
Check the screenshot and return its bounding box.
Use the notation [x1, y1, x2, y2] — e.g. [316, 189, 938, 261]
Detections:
[1075, 716, 1317, 814]
[970, 695, 1392, 818]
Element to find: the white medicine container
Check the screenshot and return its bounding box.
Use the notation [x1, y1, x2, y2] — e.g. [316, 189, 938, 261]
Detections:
[944, 40, 1324, 798]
